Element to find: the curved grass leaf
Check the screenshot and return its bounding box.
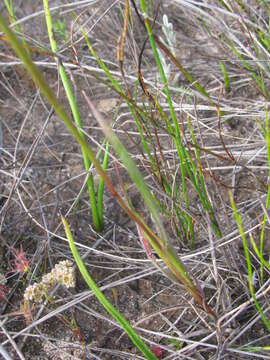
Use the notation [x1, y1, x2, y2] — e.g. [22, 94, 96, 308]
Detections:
[62, 216, 157, 359]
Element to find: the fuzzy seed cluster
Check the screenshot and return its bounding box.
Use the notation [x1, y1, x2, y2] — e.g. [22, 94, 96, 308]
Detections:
[24, 260, 75, 303]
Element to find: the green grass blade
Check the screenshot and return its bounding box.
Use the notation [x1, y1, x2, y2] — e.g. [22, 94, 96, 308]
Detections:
[249, 234, 270, 272]
[97, 140, 110, 229]
[43, 0, 102, 231]
[62, 216, 157, 360]
[217, 0, 232, 11]
[219, 61, 230, 92]
[259, 108, 270, 281]
[4, 0, 15, 23]
[4, 0, 29, 54]
[229, 191, 270, 331]
[228, 40, 267, 97]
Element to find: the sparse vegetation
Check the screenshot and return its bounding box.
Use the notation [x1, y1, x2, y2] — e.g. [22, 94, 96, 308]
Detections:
[0, 1, 270, 359]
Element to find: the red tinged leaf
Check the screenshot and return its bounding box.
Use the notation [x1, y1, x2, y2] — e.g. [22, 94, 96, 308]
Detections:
[151, 345, 165, 359]
[9, 246, 29, 274]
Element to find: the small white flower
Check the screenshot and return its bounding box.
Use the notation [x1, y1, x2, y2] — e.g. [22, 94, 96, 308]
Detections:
[54, 260, 75, 288]
[41, 272, 56, 287]
[24, 283, 44, 303]
[24, 260, 75, 304]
